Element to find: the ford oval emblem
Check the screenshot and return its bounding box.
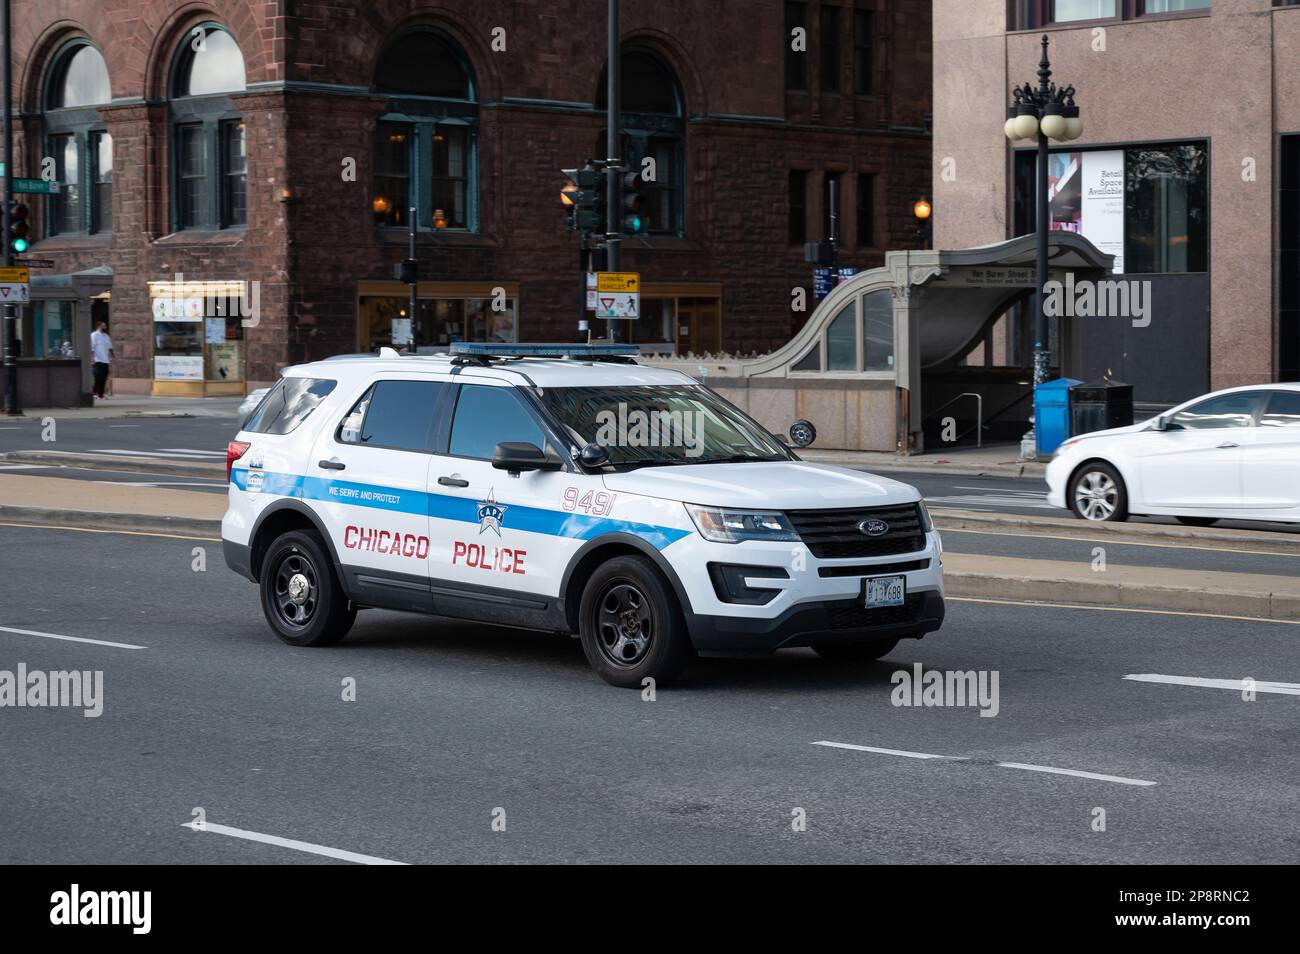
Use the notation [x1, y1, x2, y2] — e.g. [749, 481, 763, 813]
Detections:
[858, 519, 889, 537]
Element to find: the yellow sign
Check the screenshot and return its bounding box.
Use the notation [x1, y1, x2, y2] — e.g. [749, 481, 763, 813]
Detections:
[596, 272, 640, 293]
[0, 266, 29, 283]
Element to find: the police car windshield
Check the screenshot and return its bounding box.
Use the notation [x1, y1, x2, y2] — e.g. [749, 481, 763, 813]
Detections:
[539, 385, 791, 467]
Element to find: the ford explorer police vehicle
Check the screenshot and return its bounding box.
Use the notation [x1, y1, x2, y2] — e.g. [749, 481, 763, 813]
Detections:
[222, 343, 945, 687]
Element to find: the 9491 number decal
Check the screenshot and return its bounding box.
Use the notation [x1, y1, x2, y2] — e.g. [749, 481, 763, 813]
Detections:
[562, 487, 616, 515]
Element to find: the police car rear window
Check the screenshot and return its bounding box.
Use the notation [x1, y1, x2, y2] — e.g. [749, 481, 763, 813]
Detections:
[244, 377, 337, 435]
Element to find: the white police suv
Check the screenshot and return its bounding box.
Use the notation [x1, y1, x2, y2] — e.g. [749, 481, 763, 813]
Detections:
[223, 343, 945, 687]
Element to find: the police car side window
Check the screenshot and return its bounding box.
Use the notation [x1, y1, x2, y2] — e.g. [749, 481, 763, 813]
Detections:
[338, 380, 445, 452]
[449, 385, 545, 459]
[245, 377, 337, 435]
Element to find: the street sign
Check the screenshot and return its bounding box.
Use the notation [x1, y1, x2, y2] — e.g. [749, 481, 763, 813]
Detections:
[595, 292, 639, 319]
[596, 272, 640, 293]
[0, 266, 30, 283]
[6, 178, 59, 195]
[15, 258, 55, 269]
[813, 266, 858, 301]
[0, 266, 31, 303]
[595, 272, 639, 319]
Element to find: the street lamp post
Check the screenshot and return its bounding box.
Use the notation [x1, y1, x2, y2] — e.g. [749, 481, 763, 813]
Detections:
[1005, 34, 1082, 459]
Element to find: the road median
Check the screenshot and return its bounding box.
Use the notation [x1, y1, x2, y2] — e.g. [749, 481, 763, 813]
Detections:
[0, 449, 224, 479]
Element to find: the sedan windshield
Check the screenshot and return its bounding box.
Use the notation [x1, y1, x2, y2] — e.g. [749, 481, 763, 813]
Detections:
[538, 385, 792, 466]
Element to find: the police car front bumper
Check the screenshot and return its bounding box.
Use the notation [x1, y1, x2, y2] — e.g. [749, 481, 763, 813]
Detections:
[686, 588, 945, 655]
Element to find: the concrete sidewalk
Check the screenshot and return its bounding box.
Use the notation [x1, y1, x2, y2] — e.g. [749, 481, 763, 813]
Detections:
[2, 472, 1297, 622]
[801, 443, 1046, 477]
[2, 395, 244, 420]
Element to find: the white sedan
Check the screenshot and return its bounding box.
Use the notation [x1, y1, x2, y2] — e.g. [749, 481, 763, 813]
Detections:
[1046, 384, 1300, 525]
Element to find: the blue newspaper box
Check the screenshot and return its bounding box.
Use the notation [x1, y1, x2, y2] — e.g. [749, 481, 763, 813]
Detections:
[1034, 377, 1081, 457]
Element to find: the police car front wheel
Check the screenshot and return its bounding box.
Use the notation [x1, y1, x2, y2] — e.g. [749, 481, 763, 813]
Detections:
[260, 530, 356, 647]
[578, 556, 691, 688]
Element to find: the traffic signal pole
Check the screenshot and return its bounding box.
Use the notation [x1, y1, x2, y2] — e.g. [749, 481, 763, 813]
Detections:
[408, 205, 418, 349]
[2, 0, 18, 415]
[604, 0, 621, 343]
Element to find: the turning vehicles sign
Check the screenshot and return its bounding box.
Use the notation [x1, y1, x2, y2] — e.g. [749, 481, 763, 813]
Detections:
[595, 271, 640, 319]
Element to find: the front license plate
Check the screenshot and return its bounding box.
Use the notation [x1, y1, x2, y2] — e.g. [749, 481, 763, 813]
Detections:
[864, 575, 906, 609]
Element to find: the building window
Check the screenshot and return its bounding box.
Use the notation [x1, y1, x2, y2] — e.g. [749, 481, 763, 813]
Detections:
[1125, 144, 1207, 273]
[789, 171, 808, 245]
[221, 121, 246, 227]
[170, 24, 247, 231]
[1281, 136, 1300, 381]
[1140, 0, 1211, 12]
[1053, 0, 1117, 20]
[862, 289, 894, 371]
[177, 123, 207, 229]
[785, 2, 808, 91]
[42, 41, 112, 237]
[359, 293, 518, 350]
[856, 173, 875, 247]
[372, 28, 479, 233]
[820, 4, 841, 93]
[598, 49, 687, 237]
[91, 132, 112, 232]
[1013, 141, 1208, 275]
[826, 300, 856, 370]
[1012, 0, 1210, 27]
[373, 122, 411, 227]
[853, 8, 873, 94]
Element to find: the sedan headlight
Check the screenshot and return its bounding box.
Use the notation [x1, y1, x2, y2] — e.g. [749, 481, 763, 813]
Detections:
[685, 504, 799, 544]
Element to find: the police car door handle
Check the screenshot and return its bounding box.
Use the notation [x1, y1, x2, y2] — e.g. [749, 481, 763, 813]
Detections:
[319, 459, 346, 470]
[1216, 441, 1239, 449]
[438, 475, 469, 488]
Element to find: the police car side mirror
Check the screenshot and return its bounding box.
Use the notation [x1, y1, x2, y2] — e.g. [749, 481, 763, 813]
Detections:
[579, 443, 610, 468]
[1150, 415, 1170, 432]
[492, 441, 561, 476]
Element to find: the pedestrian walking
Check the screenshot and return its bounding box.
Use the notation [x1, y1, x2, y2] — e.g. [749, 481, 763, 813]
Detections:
[90, 322, 113, 400]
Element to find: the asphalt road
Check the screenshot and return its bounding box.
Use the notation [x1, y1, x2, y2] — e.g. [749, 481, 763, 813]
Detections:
[1, 522, 1296, 864]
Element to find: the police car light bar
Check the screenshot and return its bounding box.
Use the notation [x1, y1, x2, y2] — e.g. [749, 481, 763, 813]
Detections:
[449, 342, 638, 359]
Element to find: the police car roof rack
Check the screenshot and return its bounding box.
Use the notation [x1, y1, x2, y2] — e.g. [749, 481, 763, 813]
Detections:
[448, 342, 639, 365]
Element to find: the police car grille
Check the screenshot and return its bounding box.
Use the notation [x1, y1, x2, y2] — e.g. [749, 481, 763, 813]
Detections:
[826, 594, 924, 630]
[785, 504, 925, 559]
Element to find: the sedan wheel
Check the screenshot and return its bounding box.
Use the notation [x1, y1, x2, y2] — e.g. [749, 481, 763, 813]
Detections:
[1068, 463, 1129, 523]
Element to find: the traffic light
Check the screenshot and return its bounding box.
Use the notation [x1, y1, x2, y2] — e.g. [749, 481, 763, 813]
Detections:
[560, 163, 604, 232]
[622, 171, 647, 234]
[9, 202, 29, 254]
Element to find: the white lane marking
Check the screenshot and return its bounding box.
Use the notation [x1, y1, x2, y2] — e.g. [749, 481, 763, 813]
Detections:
[184, 822, 408, 865]
[949, 596, 1300, 625]
[812, 740, 964, 760]
[939, 526, 1300, 558]
[926, 494, 1057, 510]
[952, 485, 1047, 496]
[0, 464, 43, 470]
[108, 424, 141, 428]
[90, 449, 208, 459]
[1124, 673, 1300, 696]
[815, 741, 1155, 786]
[0, 624, 146, 650]
[995, 762, 1157, 787]
[156, 447, 226, 457]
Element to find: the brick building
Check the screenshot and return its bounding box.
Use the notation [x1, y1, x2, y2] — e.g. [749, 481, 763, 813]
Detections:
[9, 0, 931, 398]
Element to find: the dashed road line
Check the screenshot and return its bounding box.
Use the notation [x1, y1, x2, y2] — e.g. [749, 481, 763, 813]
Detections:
[949, 596, 1300, 625]
[184, 821, 408, 865]
[1124, 673, 1300, 696]
[0, 624, 146, 650]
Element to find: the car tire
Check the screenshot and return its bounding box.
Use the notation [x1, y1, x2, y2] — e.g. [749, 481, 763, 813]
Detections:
[260, 529, 356, 647]
[578, 556, 691, 689]
[1068, 462, 1129, 522]
[811, 637, 900, 662]
[1176, 516, 1219, 527]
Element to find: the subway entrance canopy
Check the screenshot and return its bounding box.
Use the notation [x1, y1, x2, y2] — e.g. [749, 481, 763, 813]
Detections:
[673, 233, 1115, 453]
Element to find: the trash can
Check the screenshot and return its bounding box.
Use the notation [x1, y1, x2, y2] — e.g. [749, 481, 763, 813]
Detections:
[1071, 379, 1134, 437]
[1034, 377, 1081, 457]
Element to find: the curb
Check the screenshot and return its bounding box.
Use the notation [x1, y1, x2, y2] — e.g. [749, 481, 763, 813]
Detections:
[932, 508, 1300, 554]
[945, 570, 1298, 622]
[0, 450, 224, 480]
[0, 505, 221, 539]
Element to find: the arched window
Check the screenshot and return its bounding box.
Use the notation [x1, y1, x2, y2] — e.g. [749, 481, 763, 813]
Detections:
[792, 288, 895, 373]
[44, 41, 113, 235]
[170, 25, 247, 230]
[371, 28, 478, 231]
[597, 49, 686, 236]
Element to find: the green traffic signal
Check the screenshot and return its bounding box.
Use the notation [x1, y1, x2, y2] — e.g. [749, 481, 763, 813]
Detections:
[12, 237, 28, 253]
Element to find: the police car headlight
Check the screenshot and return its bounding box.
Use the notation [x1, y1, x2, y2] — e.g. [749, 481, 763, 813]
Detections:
[685, 504, 799, 544]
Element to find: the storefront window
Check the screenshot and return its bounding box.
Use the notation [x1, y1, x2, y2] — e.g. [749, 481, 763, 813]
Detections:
[359, 294, 517, 351]
[1125, 144, 1208, 274]
[150, 281, 248, 390]
[22, 302, 77, 357]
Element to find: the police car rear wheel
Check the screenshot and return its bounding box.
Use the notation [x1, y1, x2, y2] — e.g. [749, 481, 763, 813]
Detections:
[260, 530, 355, 647]
[579, 556, 690, 688]
[812, 637, 900, 662]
